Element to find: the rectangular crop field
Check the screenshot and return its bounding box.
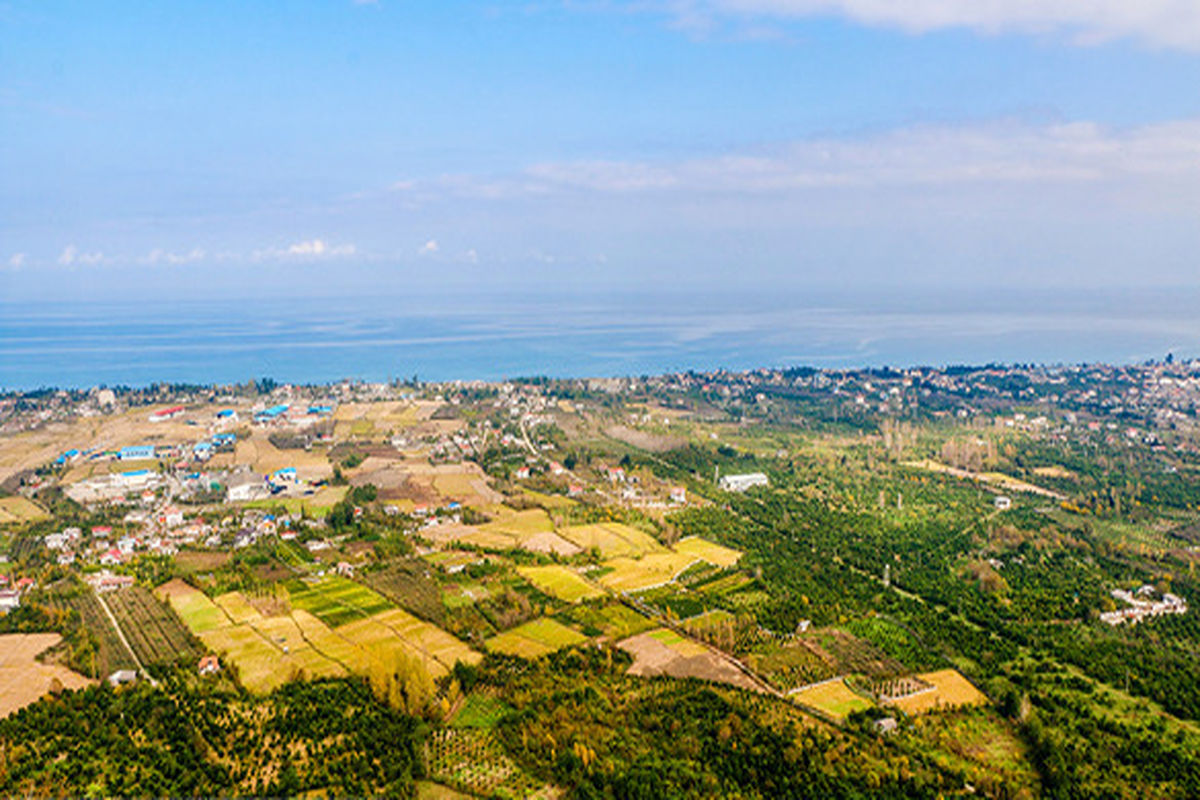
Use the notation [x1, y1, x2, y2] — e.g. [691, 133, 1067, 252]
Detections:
[598, 551, 699, 593]
[673, 537, 743, 568]
[791, 677, 874, 721]
[0, 496, 49, 524]
[887, 669, 988, 714]
[285, 575, 394, 627]
[106, 586, 200, 666]
[0, 633, 93, 718]
[485, 617, 587, 659]
[558, 523, 664, 558]
[517, 565, 603, 603]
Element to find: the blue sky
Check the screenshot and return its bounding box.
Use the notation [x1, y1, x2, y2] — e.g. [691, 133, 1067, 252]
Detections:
[3, 1, 1200, 302]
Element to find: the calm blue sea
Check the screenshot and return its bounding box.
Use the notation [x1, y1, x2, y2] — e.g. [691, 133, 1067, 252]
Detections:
[1, 289, 1196, 389]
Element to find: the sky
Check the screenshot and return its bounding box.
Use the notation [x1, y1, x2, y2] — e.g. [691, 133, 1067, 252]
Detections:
[2, 1, 1200, 303]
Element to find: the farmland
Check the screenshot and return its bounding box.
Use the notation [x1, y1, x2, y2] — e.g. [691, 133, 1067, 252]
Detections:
[0, 496, 49, 524]
[485, 617, 588, 658]
[158, 580, 347, 692]
[0, 633, 92, 718]
[159, 578, 477, 690]
[516, 564, 603, 603]
[790, 677, 874, 721]
[105, 587, 201, 666]
[558, 522, 664, 558]
[618, 627, 765, 692]
[597, 551, 699, 592]
[285, 575, 394, 627]
[46, 585, 138, 677]
[885, 669, 988, 715]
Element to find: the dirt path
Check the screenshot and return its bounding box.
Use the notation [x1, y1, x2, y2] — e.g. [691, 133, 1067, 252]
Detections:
[94, 590, 158, 686]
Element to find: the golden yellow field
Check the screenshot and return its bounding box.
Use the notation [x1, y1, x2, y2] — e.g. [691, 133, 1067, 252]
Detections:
[886, 669, 988, 714]
[791, 678, 873, 721]
[0, 496, 49, 524]
[161, 581, 350, 693]
[0, 633, 93, 718]
[672, 536, 742, 568]
[559, 523, 665, 558]
[334, 608, 481, 680]
[598, 551, 699, 593]
[518, 565, 604, 602]
[485, 618, 588, 659]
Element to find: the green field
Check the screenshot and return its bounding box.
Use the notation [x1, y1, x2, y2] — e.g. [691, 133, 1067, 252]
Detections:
[517, 565, 604, 603]
[485, 617, 588, 658]
[285, 575, 395, 627]
[451, 693, 513, 729]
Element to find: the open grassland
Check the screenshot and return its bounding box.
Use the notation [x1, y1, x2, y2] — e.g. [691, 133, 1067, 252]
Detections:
[0, 496, 49, 524]
[791, 677, 874, 721]
[886, 668, 988, 714]
[485, 617, 588, 659]
[516, 565, 603, 603]
[106, 587, 200, 666]
[0, 634, 93, 718]
[672, 536, 743, 568]
[558, 522, 665, 558]
[598, 551, 699, 593]
[239, 486, 348, 516]
[450, 692, 513, 730]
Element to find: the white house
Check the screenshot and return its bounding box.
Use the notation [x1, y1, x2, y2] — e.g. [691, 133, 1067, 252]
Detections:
[719, 472, 769, 492]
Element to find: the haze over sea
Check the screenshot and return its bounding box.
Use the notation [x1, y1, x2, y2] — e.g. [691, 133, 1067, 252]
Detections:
[2, 287, 1196, 390]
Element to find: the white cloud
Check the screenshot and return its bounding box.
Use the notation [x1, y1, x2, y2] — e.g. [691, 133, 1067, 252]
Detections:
[253, 238, 357, 261]
[142, 247, 206, 265]
[395, 118, 1200, 199]
[57, 245, 105, 266]
[7, 253, 26, 269]
[670, 0, 1200, 50]
[418, 239, 440, 255]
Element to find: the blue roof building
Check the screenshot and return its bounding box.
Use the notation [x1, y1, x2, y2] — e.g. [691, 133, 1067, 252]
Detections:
[118, 445, 156, 461]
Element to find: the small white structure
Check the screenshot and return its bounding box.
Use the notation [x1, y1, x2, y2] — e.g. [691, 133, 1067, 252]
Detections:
[719, 472, 769, 492]
[108, 670, 138, 687]
[0, 590, 20, 612]
[994, 495, 1012, 510]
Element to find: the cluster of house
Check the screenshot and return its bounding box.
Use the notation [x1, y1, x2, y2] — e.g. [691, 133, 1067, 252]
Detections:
[0, 573, 35, 612]
[45, 509, 214, 567]
[1100, 585, 1188, 625]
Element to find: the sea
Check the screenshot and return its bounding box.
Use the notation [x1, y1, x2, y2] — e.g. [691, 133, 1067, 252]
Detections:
[1, 287, 1197, 390]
